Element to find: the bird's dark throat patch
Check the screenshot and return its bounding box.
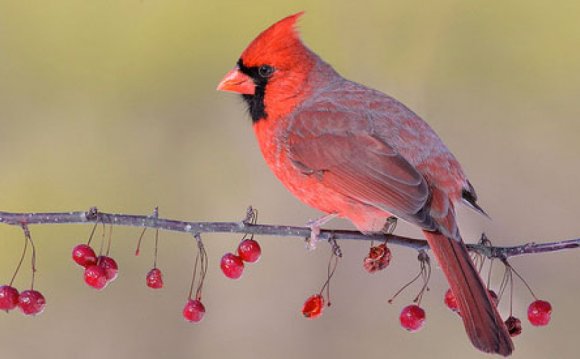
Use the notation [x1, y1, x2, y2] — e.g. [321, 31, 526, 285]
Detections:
[237, 59, 270, 123]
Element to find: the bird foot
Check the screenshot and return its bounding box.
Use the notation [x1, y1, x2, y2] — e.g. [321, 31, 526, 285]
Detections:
[383, 216, 398, 235]
[305, 213, 338, 251]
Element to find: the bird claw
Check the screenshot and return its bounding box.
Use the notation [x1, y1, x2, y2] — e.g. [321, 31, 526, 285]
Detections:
[306, 225, 320, 251]
[305, 213, 338, 251]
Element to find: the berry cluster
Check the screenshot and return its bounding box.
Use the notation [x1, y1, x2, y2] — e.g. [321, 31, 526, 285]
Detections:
[72, 244, 119, 290]
[443, 291, 552, 337]
[0, 285, 46, 316]
[1, 225, 46, 316]
[220, 239, 261, 279]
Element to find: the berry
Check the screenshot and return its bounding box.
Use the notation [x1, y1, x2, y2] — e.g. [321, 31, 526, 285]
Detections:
[72, 244, 97, 267]
[505, 316, 522, 337]
[528, 299, 552, 326]
[220, 253, 244, 279]
[302, 294, 324, 319]
[399, 304, 426, 332]
[84, 265, 108, 290]
[18, 290, 46, 316]
[0, 285, 19, 312]
[363, 243, 392, 273]
[183, 299, 205, 323]
[488, 290, 499, 306]
[98, 256, 118, 282]
[237, 239, 262, 263]
[146, 268, 164, 289]
[444, 288, 459, 313]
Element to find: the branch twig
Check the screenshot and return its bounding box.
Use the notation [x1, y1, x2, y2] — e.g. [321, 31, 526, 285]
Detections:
[0, 207, 577, 259]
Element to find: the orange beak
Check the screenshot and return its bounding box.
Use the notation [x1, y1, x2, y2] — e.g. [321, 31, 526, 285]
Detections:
[216, 66, 256, 95]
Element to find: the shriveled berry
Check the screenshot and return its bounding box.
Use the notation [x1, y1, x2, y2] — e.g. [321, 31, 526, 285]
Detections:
[363, 243, 392, 273]
[84, 265, 108, 290]
[444, 288, 459, 313]
[400, 304, 426, 332]
[488, 290, 499, 306]
[98, 256, 118, 282]
[528, 300, 552, 326]
[0, 285, 19, 312]
[146, 268, 164, 289]
[302, 294, 324, 319]
[505, 316, 522, 337]
[18, 290, 46, 316]
[237, 239, 262, 263]
[72, 244, 97, 267]
[220, 253, 244, 279]
[183, 299, 205, 323]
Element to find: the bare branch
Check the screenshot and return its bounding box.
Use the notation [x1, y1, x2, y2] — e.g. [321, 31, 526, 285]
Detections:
[0, 208, 577, 259]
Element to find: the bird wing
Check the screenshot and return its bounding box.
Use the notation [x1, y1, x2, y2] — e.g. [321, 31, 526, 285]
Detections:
[286, 105, 435, 230]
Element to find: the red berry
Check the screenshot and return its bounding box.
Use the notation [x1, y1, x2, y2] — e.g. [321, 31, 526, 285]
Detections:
[505, 316, 522, 337]
[220, 253, 244, 279]
[302, 294, 324, 319]
[183, 299, 205, 323]
[84, 265, 108, 290]
[237, 239, 262, 263]
[98, 256, 118, 282]
[488, 289, 499, 306]
[528, 299, 552, 326]
[146, 268, 164, 289]
[363, 244, 392, 273]
[444, 288, 459, 313]
[399, 304, 426, 332]
[72, 244, 97, 267]
[18, 290, 46, 316]
[0, 285, 19, 312]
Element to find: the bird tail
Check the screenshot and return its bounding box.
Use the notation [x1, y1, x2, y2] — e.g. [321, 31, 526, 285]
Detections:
[423, 230, 514, 356]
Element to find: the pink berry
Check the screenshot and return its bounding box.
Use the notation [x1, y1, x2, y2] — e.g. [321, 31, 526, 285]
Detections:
[84, 265, 108, 290]
[72, 244, 97, 267]
[0, 285, 20, 312]
[18, 290, 46, 316]
[444, 288, 459, 313]
[528, 300, 552, 326]
[237, 239, 262, 263]
[98, 256, 118, 282]
[400, 304, 426, 332]
[302, 294, 324, 319]
[505, 316, 522, 337]
[183, 299, 205, 323]
[146, 268, 164, 289]
[220, 253, 244, 279]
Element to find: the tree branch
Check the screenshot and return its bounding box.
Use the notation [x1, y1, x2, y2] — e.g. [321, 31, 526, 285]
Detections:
[0, 207, 577, 259]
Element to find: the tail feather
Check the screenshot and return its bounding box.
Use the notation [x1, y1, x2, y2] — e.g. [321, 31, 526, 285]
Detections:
[423, 231, 514, 356]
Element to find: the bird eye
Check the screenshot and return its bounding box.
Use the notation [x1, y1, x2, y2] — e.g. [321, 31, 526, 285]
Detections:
[258, 65, 275, 78]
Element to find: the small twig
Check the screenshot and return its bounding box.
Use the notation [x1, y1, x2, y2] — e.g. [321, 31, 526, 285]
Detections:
[0, 208, 578, 259]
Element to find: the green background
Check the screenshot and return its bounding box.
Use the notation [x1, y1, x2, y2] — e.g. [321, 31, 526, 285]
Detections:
[0, 1, 579, 358]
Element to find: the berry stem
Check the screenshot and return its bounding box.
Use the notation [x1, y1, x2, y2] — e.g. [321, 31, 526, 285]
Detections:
[502, 259, 538, 300]
[154, 228, 159, 269]
[105, 224, 113, 256]
[9, 234, 29, 286]
[86, 220, 99, 246]
[22, 224, 37, 290]
[135, 227, 147, 256]
[318, 239, 340, 306]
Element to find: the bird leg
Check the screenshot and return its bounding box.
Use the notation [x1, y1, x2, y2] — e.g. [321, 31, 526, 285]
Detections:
[306, 213, 338, 250]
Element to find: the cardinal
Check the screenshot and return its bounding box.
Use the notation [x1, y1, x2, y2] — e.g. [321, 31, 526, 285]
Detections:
[217, 12, 513, 356]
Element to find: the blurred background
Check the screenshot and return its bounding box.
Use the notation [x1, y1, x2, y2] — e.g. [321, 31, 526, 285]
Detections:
[0, 1, 579, 358]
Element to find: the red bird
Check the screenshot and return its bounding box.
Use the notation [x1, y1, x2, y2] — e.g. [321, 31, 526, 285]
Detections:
[217, 13, 513, 356]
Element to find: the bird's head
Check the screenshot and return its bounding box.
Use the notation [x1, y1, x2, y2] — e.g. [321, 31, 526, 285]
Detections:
[217, 12, 317, 123]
